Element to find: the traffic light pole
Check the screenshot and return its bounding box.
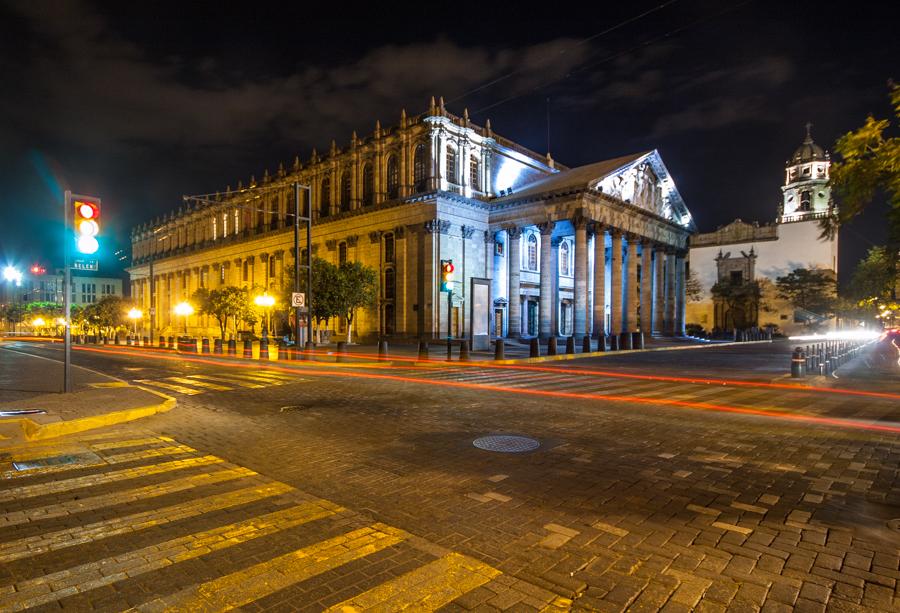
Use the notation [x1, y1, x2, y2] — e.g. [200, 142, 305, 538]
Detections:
[447, 289, 453, 360]
[63, 190, 72, 393]
[292, 182, 313, 348]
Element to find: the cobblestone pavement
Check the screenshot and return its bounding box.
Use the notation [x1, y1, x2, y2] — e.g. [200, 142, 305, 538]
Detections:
[2, 339, 899, 611]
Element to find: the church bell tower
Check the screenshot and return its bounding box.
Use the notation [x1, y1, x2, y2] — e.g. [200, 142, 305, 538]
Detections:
[779, 123, 832, 223]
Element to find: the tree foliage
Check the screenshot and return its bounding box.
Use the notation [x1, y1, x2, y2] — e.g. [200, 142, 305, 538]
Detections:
[775, 268, 836, 315]
[685, 268, 703, 302]
[335, 261, 378, 342]
[79, 295, 128, 336]
[282, 257, 342, 328]
[192, 286, 251, 338]
[711, 279, 762, 329]
[849, 246, 899, 302]
[823, 83, 900, 255]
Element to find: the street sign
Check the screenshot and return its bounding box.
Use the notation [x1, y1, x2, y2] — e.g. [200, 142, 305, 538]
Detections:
[291, 292, 305, 308]
[72, 259, 98, 271]
[149, 307, 156, 315]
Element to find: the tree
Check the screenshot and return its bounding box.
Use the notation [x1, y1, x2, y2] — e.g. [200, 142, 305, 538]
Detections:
[846, 246, 900, 325]
[85, 295, 128, 337]
[822, 83, 900, 277]
[282, 257, 341, 342]
[711, 279, 762, 330]
[685, 268, 703, 302]
[775, 268, 836, 319]
[192, 286, 248, 339]
[335, 261, 377, 342]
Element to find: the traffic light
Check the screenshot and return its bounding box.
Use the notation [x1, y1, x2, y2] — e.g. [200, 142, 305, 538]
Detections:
[440, 259, 454, 292]
[74, 198, 100, 255]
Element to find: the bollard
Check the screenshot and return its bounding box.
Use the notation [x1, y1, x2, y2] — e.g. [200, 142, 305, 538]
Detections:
[227, 338, 236, 356]
[566, 336, 575, 355]
[446, 341, 453, 362]
[142, 335, 149, 347]
[278, 343, 288, 361]
[632, 331, 644, 350]
[377, 340, 388, 358]
[582, 335, 592, 353]
[159, 335, 166, 348]
[304, 341, 315, 361]
[417, 340, 429, 361]
[243, 339, 253, 358]
[199, 337, 208, 354]
[494, 339, 504, 360]
[167, 336, 175, 350]
[610, 334, 620, 351]
[459, 340, 470, 362]
[790, 346, 806, 378]
[530, 337, 541, 358]
[818, 362, 825, 376]
[336, 341, 347, 362]
[547, 337, 557, 356]
[214, 338, 223, 354]
[597, 334, 607, 352]
[264, 341, 273, 361]
[621, 332, 633, 350]
[259, 337, 269, 359]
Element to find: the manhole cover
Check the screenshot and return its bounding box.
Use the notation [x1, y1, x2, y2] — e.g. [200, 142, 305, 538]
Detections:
[473, 435, 540, 453]
[13, 451, 102, 471]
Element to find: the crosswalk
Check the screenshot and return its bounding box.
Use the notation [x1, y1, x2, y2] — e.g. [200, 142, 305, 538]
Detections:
[0, 430, 516, 611]
[134, 369, 306, 396]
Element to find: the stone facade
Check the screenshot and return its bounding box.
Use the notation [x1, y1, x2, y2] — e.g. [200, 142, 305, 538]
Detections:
[128, 99, 695, 342]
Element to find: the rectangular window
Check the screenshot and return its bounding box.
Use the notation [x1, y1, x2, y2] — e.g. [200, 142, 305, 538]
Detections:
[234, 209, 240, 234]
[220, 265, 225, 283]
[243, 260, 249, 282]
[212, 216, 217, 241]
[339, 242, 347, 266]
[730, 270, 743, 283]
[469, 157, 479, 189]
[384, 235, 394, 263]
[223, 213, 228, 238]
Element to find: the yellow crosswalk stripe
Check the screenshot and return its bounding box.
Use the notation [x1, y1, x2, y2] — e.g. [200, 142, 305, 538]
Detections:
[134, 379, 204, 395]
[132, 523, 407, 613]
[0, 454, 223, 501]
[0, 501, 342, 612]
[0, 480, 292, 562]
[166, 376, 232, 391]
[90, 436, 175, 451]
[233, 370, 295, 382]
[3, 444, 197, 479]
[1, 466, 256, 529]
[187, 374, 266, 388]
[322, 552, 500, 612]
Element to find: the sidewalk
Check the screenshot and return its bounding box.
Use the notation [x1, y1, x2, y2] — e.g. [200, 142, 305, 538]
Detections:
[0, 345, 176, 444]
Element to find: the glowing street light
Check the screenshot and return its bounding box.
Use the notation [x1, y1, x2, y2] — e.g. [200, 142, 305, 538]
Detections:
[254, 293, 276, 334]
[32, 317, 46, 327]
[174, 301, 193, 335]
[128, 307, 143, 336]
[3, 266, 22, 286]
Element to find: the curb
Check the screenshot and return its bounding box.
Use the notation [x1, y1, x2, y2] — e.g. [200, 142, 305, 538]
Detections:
[489, 339, 773, 366]
[2, 386, 176, 442]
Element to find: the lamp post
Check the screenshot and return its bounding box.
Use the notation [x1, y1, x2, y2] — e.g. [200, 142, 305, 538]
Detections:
[174, 302, 193, 335]
[128, 308, 143, 336]
[254, 293, 275, 335]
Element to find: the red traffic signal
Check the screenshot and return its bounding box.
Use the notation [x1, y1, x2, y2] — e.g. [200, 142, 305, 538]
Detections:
[74, 199, 101, 255]
[30, 264, 47, 275]
[440, 259, 454, 292]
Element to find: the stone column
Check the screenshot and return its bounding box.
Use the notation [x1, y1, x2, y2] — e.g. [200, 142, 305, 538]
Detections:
[550, 238, 561, 336]
[538, 221, 555, 338]
[609, 230, 623, 335]
[653, 246, 665, 333]
[640, 239, 653, 333]
[675, 252, 686, 336]
[592, 225, 606, 337]
[573, 216, 588, 338]
[625, 235, 639, 332]
[665, 249, 677, 335]
[506, 227, 522, 338]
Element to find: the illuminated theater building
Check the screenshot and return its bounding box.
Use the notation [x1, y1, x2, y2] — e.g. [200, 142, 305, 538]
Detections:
[128, 98, 695, 344]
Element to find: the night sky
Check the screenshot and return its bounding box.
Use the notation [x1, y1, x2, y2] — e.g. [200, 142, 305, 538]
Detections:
[1, 0, 896, 286]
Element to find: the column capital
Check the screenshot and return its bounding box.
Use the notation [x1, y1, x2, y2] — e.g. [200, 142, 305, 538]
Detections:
[461, 225, 476, 239]
[640, 237, 654, 247]
[369, 230, 382, 244]
[506, 226, 522, 239]
[394, 225, 407, 239]
[325, 239, 337, 251]
[609, 228, 623, 239]
[346, 234, 359, 247]
[537, 220, 555, 236]
[587, 221, 605, 237]
[483, 230, 495, 245]
[424, 219, 451, 235]
[571, 213, 589, 230]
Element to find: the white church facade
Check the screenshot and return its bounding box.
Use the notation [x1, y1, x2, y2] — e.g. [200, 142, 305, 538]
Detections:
[129, 99, 696, 345]
[687, 126, 839, 336]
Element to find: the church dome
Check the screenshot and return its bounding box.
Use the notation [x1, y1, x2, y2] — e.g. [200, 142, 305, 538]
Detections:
[790, 123, 827, 164]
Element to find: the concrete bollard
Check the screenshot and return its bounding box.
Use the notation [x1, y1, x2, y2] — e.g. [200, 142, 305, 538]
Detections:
[243, 339, 253, 358]
[566, 336, 575, 355]
[547, 337, 557, 356]
[530, 337, 541, 358]
[378, 340, 388, 358]
[201, 338, 209, 354]
[494, 339, 505, 360]
[610, 334, 620, 351]
[621, 332, 633, 350]
[632, 331, 644, 350]
[142, 336, 149, 347]
[227, 338, 236, 356]
[214, 338, 223, 354]
[159, 335, 166, 348]
[459, 340, 470, 362]
[336, 341, 347, 362]
[791, 346, 806, 378]
[417, 340, 429, 360]
[278, 343, 288, 361]
[582, 335, 592, 353]
[304, 341, 315, 361]
[597, 334, 607, 352]
[167, 336, 175, 350]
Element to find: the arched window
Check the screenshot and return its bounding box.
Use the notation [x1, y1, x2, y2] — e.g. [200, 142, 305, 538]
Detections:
[413, 143, 427, 192]
[560, 241, 570, 276]
[527, 233, 538, 271]
[386, 155, 399, 199]
[384, 268, 395, 299]
[269, 200, 278, 229]
[383, 233, 394, 263]
[320, 177, 331, 218]
[256, 203, 265, 230]
[269, 256, 276, 278]
[362, 163, 374, 206]
[338, 242, 348, 266]
[469, 156, 479, 190]
[799, 190, 811, 211]
[340, 171, 351, 212]
[446, 147, 457, 185]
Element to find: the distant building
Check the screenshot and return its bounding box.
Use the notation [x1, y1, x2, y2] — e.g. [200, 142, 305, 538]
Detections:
[687, 125, 838, 335]
[0, 270, 123, 307]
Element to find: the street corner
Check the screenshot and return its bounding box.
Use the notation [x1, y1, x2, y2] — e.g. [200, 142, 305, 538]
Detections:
[0, 383, 176, 445]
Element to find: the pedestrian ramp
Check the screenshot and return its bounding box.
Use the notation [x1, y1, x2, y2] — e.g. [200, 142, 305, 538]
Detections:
[133, 370, 306, 396]
[0, 431, 525, 612]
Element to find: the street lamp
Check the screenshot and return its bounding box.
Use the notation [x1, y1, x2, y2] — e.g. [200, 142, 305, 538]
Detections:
[128, 308, 143, 336]
[174, 301, 193, 335]
[3, 266, 22, 286]
[32, 317, 45, 328]
[254, 293, 275, 335]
